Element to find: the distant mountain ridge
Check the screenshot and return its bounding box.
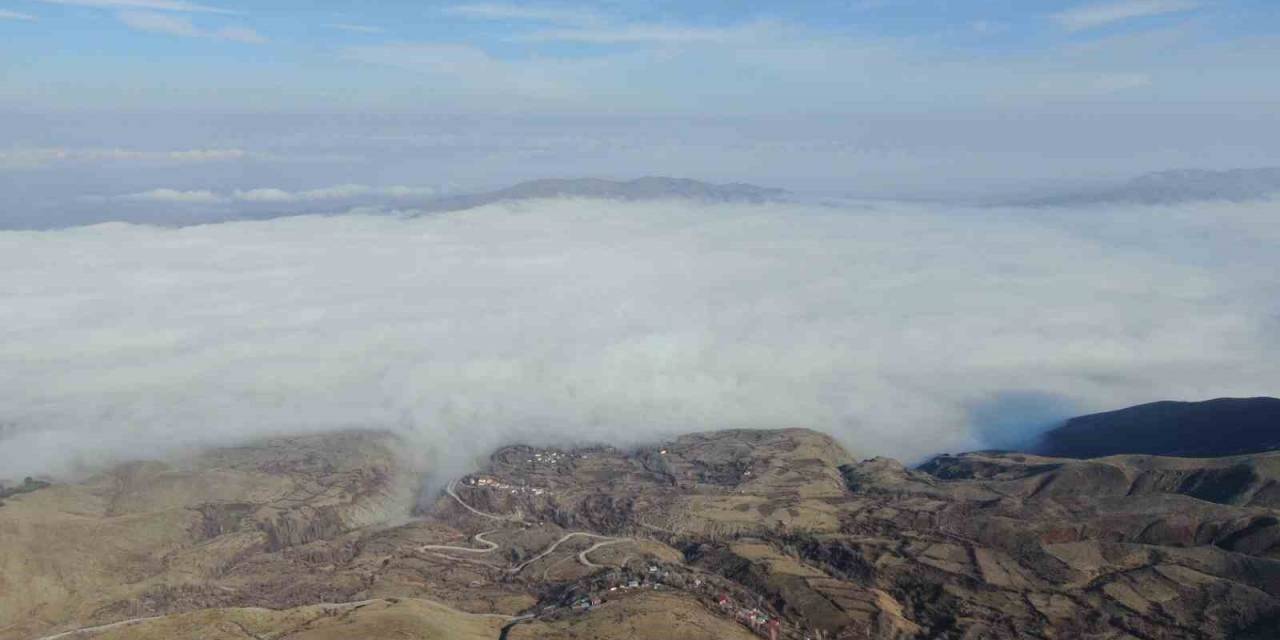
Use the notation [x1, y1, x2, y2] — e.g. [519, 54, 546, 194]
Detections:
[1033, 397, 1280, 458]
[1022, 167, 1280, 206]
[422, 177, 788, 212]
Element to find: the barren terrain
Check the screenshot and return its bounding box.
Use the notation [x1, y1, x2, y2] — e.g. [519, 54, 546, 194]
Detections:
[2, 428, 1278, 639]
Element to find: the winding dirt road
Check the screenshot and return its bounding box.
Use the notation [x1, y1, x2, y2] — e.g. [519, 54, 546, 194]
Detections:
[34, 482, 640, 640]
[577, 539, 626, 569]
[28, 598, 509, 640]
[446, 480, 528, 524]
[420, 529, 501, 554]
[33, 616, 169, 640]
[513, 532, 619, 574]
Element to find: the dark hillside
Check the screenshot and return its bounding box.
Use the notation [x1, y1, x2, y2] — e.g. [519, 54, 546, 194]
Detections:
[1035, 397, 1280, 458]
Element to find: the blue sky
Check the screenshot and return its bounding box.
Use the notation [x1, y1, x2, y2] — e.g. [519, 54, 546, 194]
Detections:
[2, 0, 1279, 222]
[2, 0, 1278, 112]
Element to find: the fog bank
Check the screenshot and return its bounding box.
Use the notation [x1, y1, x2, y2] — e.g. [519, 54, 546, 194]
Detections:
[2, 197, 1278, 478]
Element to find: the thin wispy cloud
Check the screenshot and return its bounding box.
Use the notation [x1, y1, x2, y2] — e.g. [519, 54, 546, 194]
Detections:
[327, 23, 384, 34]
[449, 3, 767, 46]
[33, 0, 231, 14]
[517, 22, 771, 45]
[343, 43, 506, 76]
[214, 25, 266, 43]
[1052, 0, 1201, 32]
[339, 42, 578, 101]
[0, 147, 249, 170]
[443, 2, 602, 27]
[232, 184, 436, 202]
[332, 30, 1219, 112]
[112, 184, 437, 204]
[0, 8, 37, 20]
[117, 10, 265, 43]
[123, 188, 224, 203]
[970, 20, 1008, 36]
[117, 10, 199, 36]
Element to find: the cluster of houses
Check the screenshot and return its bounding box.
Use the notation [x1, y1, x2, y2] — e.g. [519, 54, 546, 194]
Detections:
[525, 450, 570, 465]
[460, 475, 548, 496]
[555, 562, 797, 639]
[718, 594, 782, 639]
[560, 567, 667, 614]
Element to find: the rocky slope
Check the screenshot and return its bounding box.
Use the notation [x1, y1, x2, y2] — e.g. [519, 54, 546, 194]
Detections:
[2, 427, 1278, 639]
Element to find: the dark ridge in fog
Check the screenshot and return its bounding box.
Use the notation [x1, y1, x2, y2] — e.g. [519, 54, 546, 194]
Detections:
[1012, 167, 1280, 207]
[1033, 397, 1280, 459]
[0, 177, 788, 231]
[418, 177, 789, 213]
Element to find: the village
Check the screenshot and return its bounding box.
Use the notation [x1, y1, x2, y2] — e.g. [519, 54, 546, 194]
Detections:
[453, 446, 831, 639]
[460, 474, 549, 496]
[526, 558, 821, 640]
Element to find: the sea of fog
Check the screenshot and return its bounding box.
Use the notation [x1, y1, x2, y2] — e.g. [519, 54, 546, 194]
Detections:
[2, 196, 1278, 478]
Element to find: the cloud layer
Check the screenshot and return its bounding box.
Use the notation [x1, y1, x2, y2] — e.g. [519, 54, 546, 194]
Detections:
[1, 197, 1277, 479]
[115, 184, 437, 204]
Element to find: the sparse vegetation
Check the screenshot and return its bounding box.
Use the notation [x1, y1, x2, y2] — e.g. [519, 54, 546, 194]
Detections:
[0, 476, 49, 507]
[4, 429, 1280, 639]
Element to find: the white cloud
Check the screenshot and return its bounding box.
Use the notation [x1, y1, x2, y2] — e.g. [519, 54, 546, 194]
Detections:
[443, 3, 602, 26]
[33, 0, 230, 14]
[231, 187, 296, 203]
[339, 17, 1251, 113]
[1, 197, 1277, 479]
[117, 10, 200, 36]
[0, 147, 249, 170]
[212, 25, 266, 43]
[343, 42, 506, 75]
[231, 184, 436, 202]
[381, 186, 438, 198]
[340, 43, 578, 101]
[116, 10, 266, 42]
[0, 9, 37, 20]
[444, 3, 768, 46]
[327, 23, 384, 34]
[1052, 0, 1201, 32]
[123, 188, 225, 203]
[109, 184, 438, 204]
[160, 148, 250, 161]
[970, 20, 1008, 36]
[517, 22, 772, 45]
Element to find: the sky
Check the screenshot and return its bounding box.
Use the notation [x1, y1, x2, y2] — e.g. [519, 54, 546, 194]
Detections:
[2, 0, 1279, 112]
[3, 0, 1280, 216]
